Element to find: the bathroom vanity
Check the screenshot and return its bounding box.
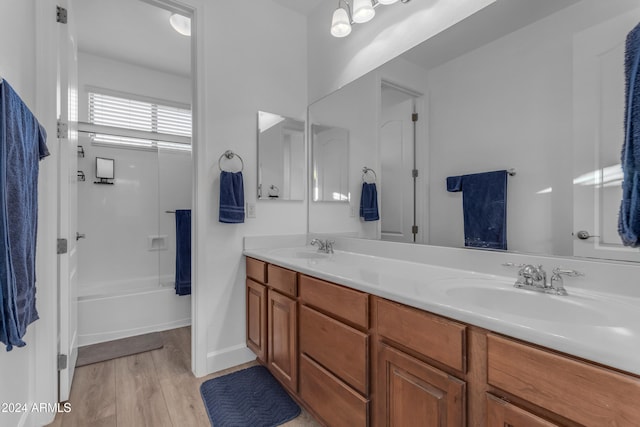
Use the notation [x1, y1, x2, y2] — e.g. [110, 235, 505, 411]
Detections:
[244, 243, 640, 427]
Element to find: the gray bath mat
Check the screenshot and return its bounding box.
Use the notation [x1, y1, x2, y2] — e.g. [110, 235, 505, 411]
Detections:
[76, 332, 163, 367]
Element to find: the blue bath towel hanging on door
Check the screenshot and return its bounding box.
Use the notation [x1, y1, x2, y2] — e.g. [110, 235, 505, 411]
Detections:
[447, 170, 508, 250]
[619, 22, 640, 247]
[0, 79, 50, 350]
[175, 210, 191, 296]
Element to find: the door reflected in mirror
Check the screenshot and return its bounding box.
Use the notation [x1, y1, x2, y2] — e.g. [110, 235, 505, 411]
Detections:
[312, 124, 350, 202]
[257, 111, 305, 200]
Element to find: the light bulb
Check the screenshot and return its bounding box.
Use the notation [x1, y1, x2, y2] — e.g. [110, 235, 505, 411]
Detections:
[352, 0, 375, 23]
[331, 7, 352, 38]
[169, 13, 191, 37]
[378, 0, 399, 4]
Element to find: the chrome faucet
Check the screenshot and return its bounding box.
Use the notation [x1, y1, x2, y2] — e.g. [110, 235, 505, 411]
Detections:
[310, 238, 334, 254]
[503, 263, 582, 296]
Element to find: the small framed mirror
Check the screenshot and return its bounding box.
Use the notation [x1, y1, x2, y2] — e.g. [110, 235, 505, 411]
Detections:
[95, 157, 114, 184]
[311, 124, 349, 202]
[257, 111, 305, 200]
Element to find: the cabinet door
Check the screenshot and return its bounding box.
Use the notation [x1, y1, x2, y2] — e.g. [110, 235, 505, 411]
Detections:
[268, 289, 298, 392]
[486, 394, 559, 427]
[246, 279, 266, 362]
[376, 342, 465, 427]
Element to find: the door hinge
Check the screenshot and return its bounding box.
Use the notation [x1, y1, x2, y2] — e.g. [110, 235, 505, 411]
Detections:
[57, 354, 68, 371]
[412, 225, 419, 234]
[56, 6, 68, 24]
[412, 169, 419, 178]
[57, 238, 68, 254]
[57, 120, 68, 139]
[412, 113, 418, 122]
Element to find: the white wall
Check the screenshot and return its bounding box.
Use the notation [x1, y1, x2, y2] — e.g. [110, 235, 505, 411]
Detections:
[0, 1, 59, 426]
[192, 0, 308, 374]
[427, 0, 640, 255]
[307, 0, 496, 102]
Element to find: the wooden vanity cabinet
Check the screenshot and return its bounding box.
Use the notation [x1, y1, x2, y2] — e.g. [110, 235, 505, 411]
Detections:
[245, 258, 298, 392]
[246, 278, 267, 362]
[267, 288, 298, 392]
[298, 274, 370, 427]
[246, 258, 640, 427]
[487, 334, 640, 427]
[373, 297, 467, 427]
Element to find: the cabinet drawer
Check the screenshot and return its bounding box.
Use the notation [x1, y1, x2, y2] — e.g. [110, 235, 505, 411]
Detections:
[375, 298, 466, 373]
[299, 275, 368, 330]
[246, 257, 267, 283]
[300, 305, 368, 395]
[300, 354, 368, 427]
[487, 394, 559, 427]
[487, 334, 640, 426]
[267, 264, 297, 297]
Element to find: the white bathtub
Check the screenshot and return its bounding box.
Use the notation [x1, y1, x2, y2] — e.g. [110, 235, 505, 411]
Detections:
[77, 276, 191, 346]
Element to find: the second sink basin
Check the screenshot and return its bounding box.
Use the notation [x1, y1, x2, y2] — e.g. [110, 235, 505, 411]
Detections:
[428, 278, 628, 327]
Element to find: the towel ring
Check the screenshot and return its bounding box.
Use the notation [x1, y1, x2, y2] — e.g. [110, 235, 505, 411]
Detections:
[218, 150, 244, 172]
[362, 167, 377, 183]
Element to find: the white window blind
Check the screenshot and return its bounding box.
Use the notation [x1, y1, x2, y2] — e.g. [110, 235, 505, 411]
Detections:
[87, 91, 191, 150]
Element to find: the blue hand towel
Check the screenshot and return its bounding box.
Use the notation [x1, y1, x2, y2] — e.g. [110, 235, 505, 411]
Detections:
[447, 170, 508, 250]
[175, 210, 191, 296]
[619, 22, 640, 247]
[219, 171, 245, 223]
[359, 182, 379, 221]
[0, 80, 49, 350]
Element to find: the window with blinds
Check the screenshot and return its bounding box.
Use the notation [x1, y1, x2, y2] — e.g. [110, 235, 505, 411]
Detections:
[87, 91, 191, 151]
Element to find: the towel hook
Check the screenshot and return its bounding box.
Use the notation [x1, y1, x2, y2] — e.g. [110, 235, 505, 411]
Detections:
[507, 168, 516, 176]
[362, 167, 377, 183]
[218, 150, 244, 172]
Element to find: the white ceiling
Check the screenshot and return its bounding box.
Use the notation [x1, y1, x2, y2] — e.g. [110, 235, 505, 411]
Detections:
[74, 0, 191, 77]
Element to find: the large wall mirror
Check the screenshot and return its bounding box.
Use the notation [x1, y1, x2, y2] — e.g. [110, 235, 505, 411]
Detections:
[308, 0, 640, 263]
[257, 111, 305, 200]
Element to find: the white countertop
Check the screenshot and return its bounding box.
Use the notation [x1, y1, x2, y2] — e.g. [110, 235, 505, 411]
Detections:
[244, 245, 640, 376]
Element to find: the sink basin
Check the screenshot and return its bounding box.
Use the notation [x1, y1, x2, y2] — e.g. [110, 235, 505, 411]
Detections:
[268, 247, 330, 260]
[426, 278, 625, 326]
[445, 286, 611, 325]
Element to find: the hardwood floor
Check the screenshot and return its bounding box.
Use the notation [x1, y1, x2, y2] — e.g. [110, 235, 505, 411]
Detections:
[48, 327, 320, 427]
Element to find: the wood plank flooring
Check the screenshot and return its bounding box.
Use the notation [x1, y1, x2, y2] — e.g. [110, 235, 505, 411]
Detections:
[48, 327, 320, 427]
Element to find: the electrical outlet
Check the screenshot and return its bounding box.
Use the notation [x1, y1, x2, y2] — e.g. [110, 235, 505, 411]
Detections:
[349, 205, 356, 217]
[246, 202, 256, 218]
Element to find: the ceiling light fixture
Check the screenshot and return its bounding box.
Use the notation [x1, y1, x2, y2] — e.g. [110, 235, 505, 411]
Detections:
[169, 13, 191, 37]
[331, 0, 411, 38]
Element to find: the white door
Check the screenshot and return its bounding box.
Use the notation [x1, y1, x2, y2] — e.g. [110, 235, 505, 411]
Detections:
[57, 0, 79, 401]
[380, 86, 417, 242]
[573, 9, 640, 262]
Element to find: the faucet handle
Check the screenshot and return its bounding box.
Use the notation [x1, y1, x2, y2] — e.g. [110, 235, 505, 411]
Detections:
[550, 268, 583, 296]
[552, 268, 583, 277]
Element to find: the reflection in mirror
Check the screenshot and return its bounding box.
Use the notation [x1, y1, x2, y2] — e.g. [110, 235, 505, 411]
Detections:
[257, 111, 305, 200]
[312, 124, 350, 202]
[308, 0, 640, 262]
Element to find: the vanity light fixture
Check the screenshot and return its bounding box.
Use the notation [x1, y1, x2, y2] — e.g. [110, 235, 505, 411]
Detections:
[331, 0, 411, 38]
[169, 13, 191, 37]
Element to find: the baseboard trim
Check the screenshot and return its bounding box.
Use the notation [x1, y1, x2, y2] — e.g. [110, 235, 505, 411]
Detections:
[206, 344, 255, 374]
[78, 318, 191, 347]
